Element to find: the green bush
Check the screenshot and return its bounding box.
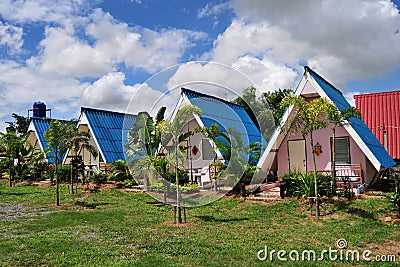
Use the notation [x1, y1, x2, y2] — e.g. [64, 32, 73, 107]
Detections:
[282, 171, 332, 198]
[44, 165, 71, 183]
[163, 168, 189, 185]
[122, 179, 138, 188]
[91, 172, 108, 185]
[148, 182, 199, 194]
[109, 160, 133, 182]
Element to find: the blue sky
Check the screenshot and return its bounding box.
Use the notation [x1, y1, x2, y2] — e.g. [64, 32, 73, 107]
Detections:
[0, 0, 400, 131]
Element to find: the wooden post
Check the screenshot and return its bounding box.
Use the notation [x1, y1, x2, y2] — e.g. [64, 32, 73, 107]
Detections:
[174, 206, 177, 224]
[183, 207, 186, 223]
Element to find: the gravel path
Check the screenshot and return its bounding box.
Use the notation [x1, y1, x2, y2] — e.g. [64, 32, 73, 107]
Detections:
[0, 202, 38, 221]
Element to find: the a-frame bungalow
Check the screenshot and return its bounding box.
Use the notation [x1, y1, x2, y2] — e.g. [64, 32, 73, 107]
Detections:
[64, 107, 137, 172]
[170, 88, 266, 186]
[257, 66, 396, 187]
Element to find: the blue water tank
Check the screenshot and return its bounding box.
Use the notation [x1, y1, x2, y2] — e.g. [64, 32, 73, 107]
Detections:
[33, 102, 46, 118]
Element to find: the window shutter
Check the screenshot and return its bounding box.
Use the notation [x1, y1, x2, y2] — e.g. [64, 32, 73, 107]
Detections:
[334, 137, 350, 164]
[202, 139, 216, 160]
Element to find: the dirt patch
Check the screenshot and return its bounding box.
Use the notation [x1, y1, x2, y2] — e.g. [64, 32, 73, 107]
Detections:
[359, 240, 400, 258]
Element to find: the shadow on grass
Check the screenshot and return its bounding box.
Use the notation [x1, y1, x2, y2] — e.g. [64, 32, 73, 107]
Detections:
[75, 201, 110, 209]
[195, 215, 249, 222]
[146, 201, 166, 207]
[1, 191, 38, 196]
[328, 199, 377, 220]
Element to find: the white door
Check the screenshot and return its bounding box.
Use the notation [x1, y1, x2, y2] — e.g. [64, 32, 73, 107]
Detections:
[288, 139, 306, 172]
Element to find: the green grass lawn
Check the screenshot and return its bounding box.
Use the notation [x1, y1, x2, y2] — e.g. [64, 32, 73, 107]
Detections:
[0, 180, 399, 266]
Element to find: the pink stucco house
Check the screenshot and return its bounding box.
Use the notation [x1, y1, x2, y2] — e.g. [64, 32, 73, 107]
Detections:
[257, 67, 396, 186]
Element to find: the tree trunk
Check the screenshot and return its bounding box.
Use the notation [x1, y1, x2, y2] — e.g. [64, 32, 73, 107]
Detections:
[398, 205, 400, 219]
[331, 128, 336, 195]
[55, 161, 60, 206]
[213, 156, 217, 192]
[310, 133, 320, 217]
[70, 162, 74, 194]
[175, 141, 182, 224]
[9, 158, 12, 187]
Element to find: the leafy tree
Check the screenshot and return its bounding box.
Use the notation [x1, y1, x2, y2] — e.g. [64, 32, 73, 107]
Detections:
[281, 96, 332, 217]
[66, 128, 98, 194]
[44, 120, 75, 206]
[0, 130, 20, 187]
[233, 87, 292, 141]
[0, 130, 40, 186]
[324, 105, 361, 194]
[261, 88, 293, 124]
[162, 105, 202, 224]
[6, 113, 30, 136]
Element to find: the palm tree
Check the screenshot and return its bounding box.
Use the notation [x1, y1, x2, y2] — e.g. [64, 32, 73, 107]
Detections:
[281, 96, 332, 217]
[66, 128, 98, 194]
[324, 105, 361, 194]
[126, 107, 167, 192]
[127, 111, 157, 190]
[197, 123, 229, 191]
[44, 120, 75, 206]
[162, 105, 202, 224]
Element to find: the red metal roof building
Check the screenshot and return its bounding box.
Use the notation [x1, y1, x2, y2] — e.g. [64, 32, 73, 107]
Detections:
[354, 90, 400, 161]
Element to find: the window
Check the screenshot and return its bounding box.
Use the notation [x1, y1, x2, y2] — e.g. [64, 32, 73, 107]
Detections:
[202, 139, 216, 160]
[331, 136, 350, 164]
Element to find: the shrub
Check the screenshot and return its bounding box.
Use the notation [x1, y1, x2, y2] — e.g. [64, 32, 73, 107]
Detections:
[148, 182, 199, 194]
[163, 168, 189, 185]
[91, 172, 108, 185]
[282, 171, 332, 198]
[44, 165, 71, 183]
[109, 160, 133, 182]
[122, 179, 138, 188]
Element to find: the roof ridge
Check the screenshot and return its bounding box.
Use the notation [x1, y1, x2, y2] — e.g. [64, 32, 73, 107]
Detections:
[181, 88, 246, 110]
[81, 107, 136, 117]
[304, 66, 343, 95]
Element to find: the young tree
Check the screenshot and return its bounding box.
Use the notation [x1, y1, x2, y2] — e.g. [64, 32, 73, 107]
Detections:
[281, 96, 332, 217]
[197, 123, 229, 191]
[324, 105, 361, 194]
[44, 120, 74, 206]
[66, 128, 98, 194]
[162, 105, 202, 224]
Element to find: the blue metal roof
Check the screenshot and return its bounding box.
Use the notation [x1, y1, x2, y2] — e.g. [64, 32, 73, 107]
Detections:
[306, 67, 396, 169]
[30, 118, 71, 163]
[181, 88, 266, 163]
[82, 107, 136, 163]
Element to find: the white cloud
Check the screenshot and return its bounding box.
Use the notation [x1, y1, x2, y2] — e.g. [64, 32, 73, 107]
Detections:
[198, 2, 230, 27]
[0, 22, 24, 54]
[0, 59, 87, 131]
[29, 9, 207, 78]
[0, 0, 89, 24]
[81, 72, 168, 115]
[231, 56, 298, 92]
[198, 2, 229, 18]
[167, 61, 254, 98]
[227, 0, 400, 87]
[0, 60, 85, 105]
[86, 9, 206, 73]
[31, 26, 113, 78]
